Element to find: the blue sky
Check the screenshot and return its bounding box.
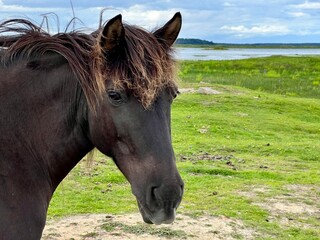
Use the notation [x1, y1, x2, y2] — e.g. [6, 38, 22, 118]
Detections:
[1, 0, 320, 43]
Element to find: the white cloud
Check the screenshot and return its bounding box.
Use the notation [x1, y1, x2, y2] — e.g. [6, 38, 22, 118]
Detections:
[0, 1, 320, 43]
[221, 24, 290, 35]
[78, 5, 179, 30]
[291, 1, 320, 9]
[0, 2, 59, 14]
[108, 5, 180, 30]
[288, 11, 308, 17]
[223, 2, 235, 7]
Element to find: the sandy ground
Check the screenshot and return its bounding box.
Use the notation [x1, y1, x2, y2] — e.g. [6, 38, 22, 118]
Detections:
[42, 184, 320, 240]
[42, 213, 257, 240]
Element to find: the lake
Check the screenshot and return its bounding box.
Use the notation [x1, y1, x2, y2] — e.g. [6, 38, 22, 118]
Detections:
[175, 47, 320, 60]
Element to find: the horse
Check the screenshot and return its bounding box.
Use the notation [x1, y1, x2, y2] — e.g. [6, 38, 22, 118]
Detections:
[0, 12, 183, 239]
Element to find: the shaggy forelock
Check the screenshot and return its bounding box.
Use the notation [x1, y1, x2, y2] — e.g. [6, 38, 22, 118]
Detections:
[100, 24, 178, 108]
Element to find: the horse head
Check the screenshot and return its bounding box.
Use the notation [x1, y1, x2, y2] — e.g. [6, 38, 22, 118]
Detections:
[88, 13, 184, 225]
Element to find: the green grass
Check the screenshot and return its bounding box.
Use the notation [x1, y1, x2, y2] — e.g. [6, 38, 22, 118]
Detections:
[178, 56, 320, 99]
[48, 158, 134, 216]
[47, 56, 320, 239]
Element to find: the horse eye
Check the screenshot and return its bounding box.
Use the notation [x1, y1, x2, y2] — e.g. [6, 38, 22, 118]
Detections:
[171, 90, 179, 101]
[173, 91, 180, 99]
[107, 91, 122, 102]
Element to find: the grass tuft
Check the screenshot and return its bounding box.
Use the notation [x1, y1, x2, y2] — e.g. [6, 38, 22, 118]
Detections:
[102, 221, 188, 239]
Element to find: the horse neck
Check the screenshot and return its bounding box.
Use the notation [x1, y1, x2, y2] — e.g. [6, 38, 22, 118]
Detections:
[0, 54, 93, 192]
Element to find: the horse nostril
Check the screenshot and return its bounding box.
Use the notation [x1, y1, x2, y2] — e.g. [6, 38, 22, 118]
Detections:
[146, 186, 162, 209]
[151, 186, 157, 198]
[150, 186, 161, 203]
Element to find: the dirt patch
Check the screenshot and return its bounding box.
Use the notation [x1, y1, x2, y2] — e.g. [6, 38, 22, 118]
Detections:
[179, 152, 238, 171]
[42, 213, 257, 240]
[261, 200, 318, 215]
[240, 184, 320, 229]
[179, 87, 221, 95]
[179, 152, 235, 162]
[179, 88, 197, 94]
[238, 186, 271, 199]
[260, 185, 319, 214]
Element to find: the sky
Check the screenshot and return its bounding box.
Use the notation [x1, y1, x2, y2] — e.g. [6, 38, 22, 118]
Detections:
[0, 0, 320, 43]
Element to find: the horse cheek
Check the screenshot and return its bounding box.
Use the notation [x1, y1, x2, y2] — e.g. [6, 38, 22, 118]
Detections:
[88, 109, 115, 156]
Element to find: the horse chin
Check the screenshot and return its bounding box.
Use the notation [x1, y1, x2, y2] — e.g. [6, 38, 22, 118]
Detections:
[137, 202, 176, 225]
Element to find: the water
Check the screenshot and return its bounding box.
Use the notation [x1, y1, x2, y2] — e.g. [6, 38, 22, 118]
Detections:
[175, 47, 320, 60]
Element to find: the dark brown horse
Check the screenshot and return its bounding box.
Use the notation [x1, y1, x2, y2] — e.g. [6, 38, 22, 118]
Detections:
[0, 12, 183, 239]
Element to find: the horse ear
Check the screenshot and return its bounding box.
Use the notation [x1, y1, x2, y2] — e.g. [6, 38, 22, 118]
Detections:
[100, 14, 125, 52]
[154, 12, 182, 47]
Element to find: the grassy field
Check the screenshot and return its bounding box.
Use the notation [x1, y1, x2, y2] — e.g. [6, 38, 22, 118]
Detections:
[178, 56, 320, 98]
[47, 56, 320, 239]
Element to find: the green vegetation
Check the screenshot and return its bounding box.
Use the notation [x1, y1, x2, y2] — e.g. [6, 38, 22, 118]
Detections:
[176, 38, 216, 45]
[178, 56, 320, 98]
[175, 38, 320, 48]
[48, 56, 320, 239]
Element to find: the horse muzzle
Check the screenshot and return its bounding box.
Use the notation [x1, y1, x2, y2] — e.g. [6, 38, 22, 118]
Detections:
[135, 183, 184, 225]
[138, 202, 177, 225]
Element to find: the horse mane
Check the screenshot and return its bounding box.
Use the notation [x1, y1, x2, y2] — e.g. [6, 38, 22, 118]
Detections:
[0, 19, 104, 111]
[0, 18, 177, 109]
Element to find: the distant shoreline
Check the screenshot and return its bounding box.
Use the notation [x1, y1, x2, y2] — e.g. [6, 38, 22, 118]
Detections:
[175, 44, 320, 49]
[175, 38, 320, 49]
